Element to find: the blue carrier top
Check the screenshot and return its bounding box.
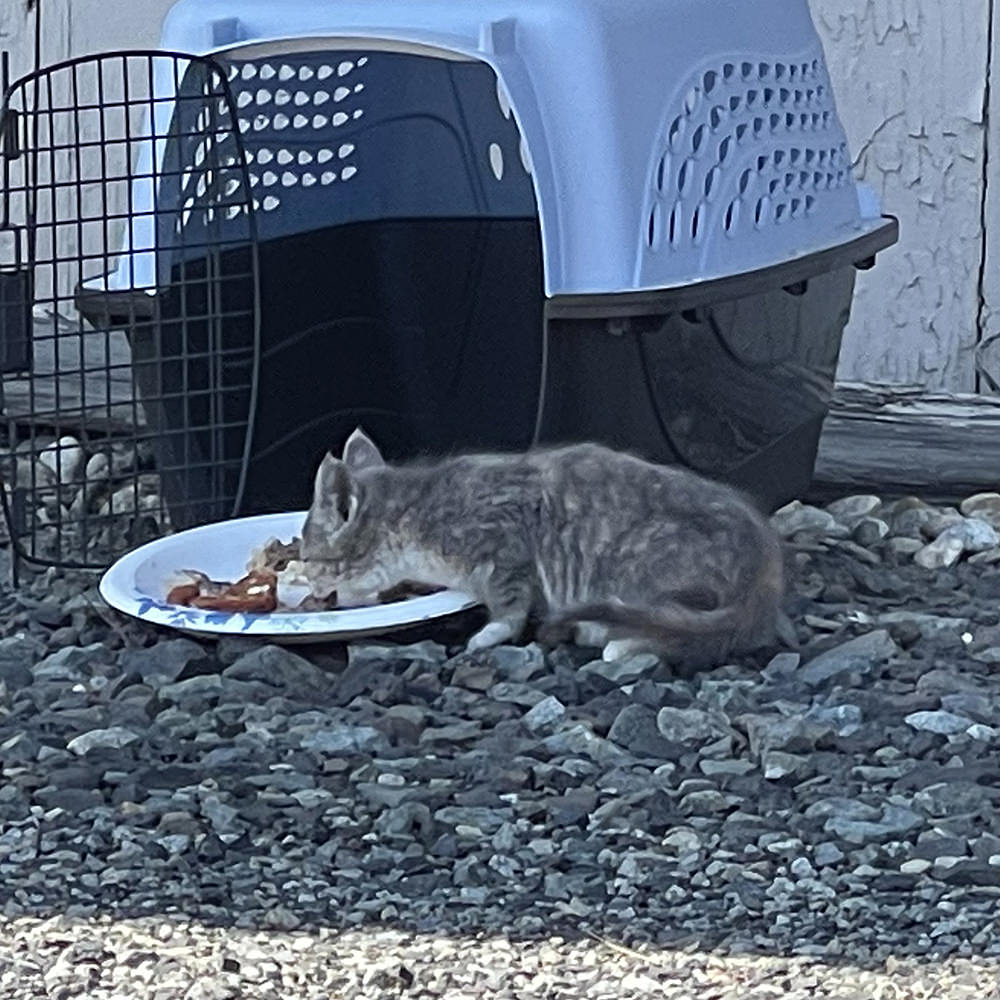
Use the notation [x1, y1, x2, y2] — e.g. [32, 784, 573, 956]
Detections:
[106, 0, 893, 299]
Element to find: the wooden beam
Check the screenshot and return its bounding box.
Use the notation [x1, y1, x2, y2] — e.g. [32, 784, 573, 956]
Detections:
[812, 381, 1000, 501]
[0, 313, 144, 435]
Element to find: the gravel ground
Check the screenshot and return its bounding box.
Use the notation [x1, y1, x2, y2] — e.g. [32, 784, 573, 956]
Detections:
[3, 491, 1000, 997]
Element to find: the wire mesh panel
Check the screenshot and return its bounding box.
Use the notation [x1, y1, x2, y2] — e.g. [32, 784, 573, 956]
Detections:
[0, 51, 260, 576]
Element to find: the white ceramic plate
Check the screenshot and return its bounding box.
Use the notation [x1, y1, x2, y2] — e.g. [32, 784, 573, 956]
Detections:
[99, 511, 479, 643]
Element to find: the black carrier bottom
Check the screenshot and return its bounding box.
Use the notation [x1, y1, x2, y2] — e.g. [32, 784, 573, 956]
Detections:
[537, 267, 856, 513]
[142, 218, 855, 524]
[147, 217, 546, 525]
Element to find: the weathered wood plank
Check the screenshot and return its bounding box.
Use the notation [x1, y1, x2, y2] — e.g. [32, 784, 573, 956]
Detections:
[0, 312, 145, 434]
[813, 381, 1000, 500]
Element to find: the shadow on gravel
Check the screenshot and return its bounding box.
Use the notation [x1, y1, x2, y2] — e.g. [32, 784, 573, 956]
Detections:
[2, 545, 1000, 971]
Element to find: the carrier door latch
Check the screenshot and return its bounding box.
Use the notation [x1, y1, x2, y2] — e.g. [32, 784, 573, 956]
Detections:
[1, 107, 21, 160]
[0, 225, 32, 374]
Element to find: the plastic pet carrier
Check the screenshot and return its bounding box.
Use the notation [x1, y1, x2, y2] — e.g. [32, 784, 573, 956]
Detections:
[0, 0, 897, 572]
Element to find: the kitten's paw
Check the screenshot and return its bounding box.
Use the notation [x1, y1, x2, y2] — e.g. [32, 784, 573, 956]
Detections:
[466, 621, 516, 652]
[602, 637, 648, 662]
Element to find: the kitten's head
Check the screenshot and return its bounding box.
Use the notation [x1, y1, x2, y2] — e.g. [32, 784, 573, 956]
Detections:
[300, 427, 393, 605]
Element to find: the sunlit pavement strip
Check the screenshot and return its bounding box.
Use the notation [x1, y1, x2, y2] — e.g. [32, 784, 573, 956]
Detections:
[1, 919, 999, 999]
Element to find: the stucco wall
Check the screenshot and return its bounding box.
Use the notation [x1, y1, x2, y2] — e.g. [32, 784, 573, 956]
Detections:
[1, 1, 994, 392]
[0, 0, 173, 78]
[810, 0, 992, 391]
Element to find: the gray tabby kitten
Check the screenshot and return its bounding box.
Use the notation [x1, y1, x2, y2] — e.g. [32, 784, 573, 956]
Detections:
[301, 429, 784, 664]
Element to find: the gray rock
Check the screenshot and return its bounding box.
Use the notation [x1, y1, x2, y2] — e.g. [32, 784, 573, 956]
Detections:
[0, 635, 45, 688]
[960, 492, 1000, 525]
[487, 643, 546, 682]
[890, 501, 937, 539]
[824, 805, 921, 846]
[656, 706, 729, 745]
[934, 517, 1000, 555]
[699, 758, 755, 777]
[789, 856, 816, 879]
[972, 833, 1000, 861]
[156, 833, 191, 856]
[66, 726, 140, 755]
[914, 533, 965, 570]
[348, 640, 447, 668]
[580, 654, 659, 686]
[608, 705, 678, 757]
[547, 788, 598, 825]
[158, 674, 223, 703]
[877, 611, 969, 640]
[680, 789, 735, 815]
[771, 501, 841, 538]
[888, 537, 924, 557]
[379, 703, 427, 743]
[662, 827, 702, 853]
[905, 710, 973, 735]
[420, 720, 483, 744]
[762, 750, 809, 780]
[47, 626, 80, 650]
[32, 642, 105, 682]
[521, 695, 566, 734]
[224, 644, 330, 690]
[434, 806, 509, 834]
[932, 859, 1000, 887]
[760, 651, 800, 681]
[879, 804, 925, 836]
[805, 797, 881, 822]
[488, 682, 546, 707]
[38, 435, 83, 484]
[213, 635, 267, 667]
[940, 692, 994, 722]
[741, 714, 831, 757]
[289, 788, 333, 809]
[799, 630, 897, 687]
[0, 827, 38, 862]
[826, 494, 882, 527]
[119, 638, 215, 685]
[853, 517, 890, 547]
[541, 725, 632, 765]
[804, 703, 863, 737]
[967, 722, 998, 742]
[449, 659, 497, 691]
[200, 795, 241, 833]
[913, 782, 985, 816]
[921, 508, 966, 539]
[376, 802, 434, 840]
[968, 546, 1000, 565]
[299, 725, 386, 754]
[824, 817, 898, 845]
[813, 842, 845, 867]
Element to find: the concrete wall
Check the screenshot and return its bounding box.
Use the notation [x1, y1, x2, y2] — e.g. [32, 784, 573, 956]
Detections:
[1, 0, 995, 392]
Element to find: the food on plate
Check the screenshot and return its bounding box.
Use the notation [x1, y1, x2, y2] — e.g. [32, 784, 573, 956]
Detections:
[167, 569, 280, 613]
[166, 535, 444, 612]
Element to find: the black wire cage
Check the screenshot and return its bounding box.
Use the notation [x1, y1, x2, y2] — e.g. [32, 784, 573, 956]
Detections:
[0, 50, 261, 580]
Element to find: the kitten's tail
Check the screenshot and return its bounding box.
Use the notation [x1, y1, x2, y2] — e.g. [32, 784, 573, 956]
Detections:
[544, 599, 744, 639]
[547, 554, 783, 647]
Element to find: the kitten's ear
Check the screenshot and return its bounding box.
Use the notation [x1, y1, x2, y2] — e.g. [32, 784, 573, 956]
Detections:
[313, 453, 358, 524]
[342, 427, 384, 472]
